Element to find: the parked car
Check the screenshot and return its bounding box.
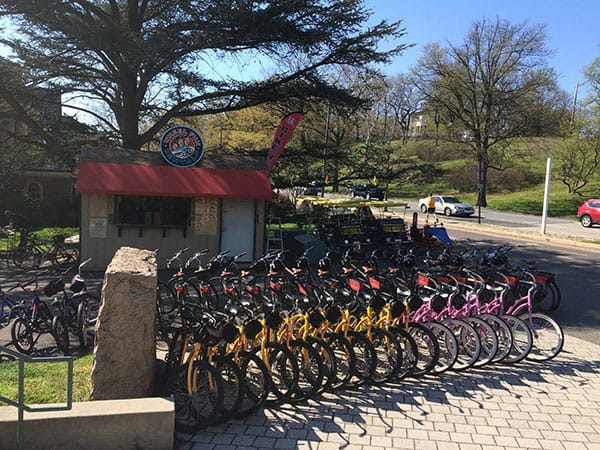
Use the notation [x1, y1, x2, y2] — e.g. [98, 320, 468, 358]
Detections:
[349, 183, 385, 200]
[577, 199, 600, 227]
[418, 195, 475, 217]
[303, 180, 323, 196]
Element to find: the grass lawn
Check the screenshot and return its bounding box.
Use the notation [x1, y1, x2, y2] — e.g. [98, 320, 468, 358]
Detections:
[0, 354, 93, 406]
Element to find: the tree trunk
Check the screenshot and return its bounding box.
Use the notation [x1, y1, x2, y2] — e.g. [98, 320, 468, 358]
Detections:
[476, 154, 488, 207]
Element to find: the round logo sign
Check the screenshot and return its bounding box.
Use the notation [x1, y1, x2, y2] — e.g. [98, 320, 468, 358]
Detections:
[159, 126, 205, 167]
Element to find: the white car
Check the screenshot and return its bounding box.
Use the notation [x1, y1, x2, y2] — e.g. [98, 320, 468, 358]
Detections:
[418, 195, 475, 217]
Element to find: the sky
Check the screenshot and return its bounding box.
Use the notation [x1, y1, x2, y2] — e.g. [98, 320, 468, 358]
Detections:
[365, 0, 600, 98]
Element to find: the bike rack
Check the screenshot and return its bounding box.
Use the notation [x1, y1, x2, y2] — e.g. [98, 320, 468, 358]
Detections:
[0, 344, 73, 450]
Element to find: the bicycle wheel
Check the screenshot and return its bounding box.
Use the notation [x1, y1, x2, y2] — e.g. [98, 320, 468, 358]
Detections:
[428, 321, 459, 375]
[213, 354, 245, 424]
[408, 322, 440, 377]
[289, 338, 324, 403]
[369, 327, 403, 384]
[479, 313, 513, 364]
[465, 316, 498, 368]
[11, 318, 34, 354]
[389, 326, 419, 381]
[346, 330, 377, 388]
[164, 361, 224, 432]
[263, 342, 300, 407]
[156, 282, 180, 345]
[12, 247, 36, 269]
[326, 332, 355, 391]
[502, 314, 533, 364]
[233, 350, 272, 419]
[76, 293, 100, 348]
[534, 279, 561, 313]
[51, 315, 70, 354]
[187, 276, 222, 310]
[519, 312, 564, 361]
[36, 301, 55, 333]
[447, 318, 481, 371]
[53, 246, 79, 269]
[305, 335, 337, 395]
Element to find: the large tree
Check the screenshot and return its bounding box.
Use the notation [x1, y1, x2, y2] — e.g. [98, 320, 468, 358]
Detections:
[412, 18, 558, 206]
[0, 0, 408, 150]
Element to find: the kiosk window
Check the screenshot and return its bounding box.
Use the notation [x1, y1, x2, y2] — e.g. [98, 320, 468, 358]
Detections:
[115, 196, 191, 226]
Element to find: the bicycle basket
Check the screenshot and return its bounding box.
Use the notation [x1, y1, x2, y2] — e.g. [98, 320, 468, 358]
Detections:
[244, 319, 262, 340]
[221, 322, 239, 344]
[408, 295, 423, 311]
[309, 310, 325, 328]
[325, 305, 342, 323]
[70, 274, 85, 293]
[390, 299, 406, 318]
[369, 294, 386, 313]
[265, 311, 283, 330]
[43, 278, 65, 297]
[431, 295, 446, 314]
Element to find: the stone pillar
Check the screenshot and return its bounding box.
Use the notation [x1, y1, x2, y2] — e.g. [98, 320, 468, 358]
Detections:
[91, 247, 157, 400]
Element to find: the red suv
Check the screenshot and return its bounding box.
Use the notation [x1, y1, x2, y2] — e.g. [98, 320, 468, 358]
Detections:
[577, 199, 600, 227]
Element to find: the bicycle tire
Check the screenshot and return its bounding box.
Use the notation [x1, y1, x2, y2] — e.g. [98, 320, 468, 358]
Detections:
[232, 350, 272, 419]
[447, 318, 481, 371]
[479, 313, 513, 364]
[346, 330, 377, 388]
[369, 327, 403, 384]
[52, 246, 79, 269]
[305, 335, 337, 395]
[76, 293, 100, 348]
[325, 331, 355, 391]
[156, 282, 181, 344]
[428, 321, 459, 375]
[164, 361, 224, 432]
[288, 338, 324, 403]
[36, 301, 55, 333]
[389, 326, 419, 381]
[51, 315, 70, 354]
[464, 316, 498, 368]
[186, 276, 222, 311]
[263, 342, 300, 407]
[519, 312, 564, 361]
[534, 279, 561, 313]
[12, 247, 36, 269]
[501, 314, 533, 364]
[408, 322, 441, 377]
[11, 318, 34, 354]
[213, 354, 245, 424]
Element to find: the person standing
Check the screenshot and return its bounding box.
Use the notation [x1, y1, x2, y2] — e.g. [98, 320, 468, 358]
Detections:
[425, 193, 438, 224]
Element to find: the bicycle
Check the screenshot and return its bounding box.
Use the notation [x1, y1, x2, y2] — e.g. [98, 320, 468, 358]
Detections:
[10, 274, 63, 354]
[46, 258, 100, 352]
[502, 270, 564, 361]
[12, 233, 79, 270]
[0, 283, 23, 328]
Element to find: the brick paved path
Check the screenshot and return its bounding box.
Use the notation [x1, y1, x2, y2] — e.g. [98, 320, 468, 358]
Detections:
[176, 334, 600, 450]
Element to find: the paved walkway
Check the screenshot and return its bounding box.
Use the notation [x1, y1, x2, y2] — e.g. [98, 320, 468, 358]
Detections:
[176, 335, 600, 450]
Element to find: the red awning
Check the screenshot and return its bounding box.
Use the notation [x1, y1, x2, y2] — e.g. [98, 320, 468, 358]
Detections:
[75, 162, 275, 199]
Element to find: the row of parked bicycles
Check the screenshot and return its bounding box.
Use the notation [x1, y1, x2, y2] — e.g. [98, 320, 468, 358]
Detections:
[156, 243, 564, 433]
[0, 258, 100, 355]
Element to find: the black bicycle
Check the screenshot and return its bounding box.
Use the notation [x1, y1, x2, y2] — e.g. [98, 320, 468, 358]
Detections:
[10, 275, 62, 354]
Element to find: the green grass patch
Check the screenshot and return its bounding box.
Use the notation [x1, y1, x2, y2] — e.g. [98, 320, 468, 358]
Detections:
[0, 354, 93, 406]
[0, 227, 78, 252]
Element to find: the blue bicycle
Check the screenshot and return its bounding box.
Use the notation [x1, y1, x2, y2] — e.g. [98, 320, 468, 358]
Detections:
[0, 283, 22, 328]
